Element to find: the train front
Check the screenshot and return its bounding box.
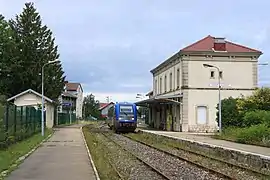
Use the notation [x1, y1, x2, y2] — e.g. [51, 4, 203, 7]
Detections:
[116, 103, 137, 132]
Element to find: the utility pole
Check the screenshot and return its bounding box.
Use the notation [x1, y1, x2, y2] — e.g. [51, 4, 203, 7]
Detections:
[203, 64, 222, 133]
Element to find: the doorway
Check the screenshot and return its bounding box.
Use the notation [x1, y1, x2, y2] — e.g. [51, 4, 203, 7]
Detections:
[197, 106, 207, 124]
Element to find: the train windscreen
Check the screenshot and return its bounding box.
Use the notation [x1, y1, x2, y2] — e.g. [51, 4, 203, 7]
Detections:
[119, 105, 134, 119]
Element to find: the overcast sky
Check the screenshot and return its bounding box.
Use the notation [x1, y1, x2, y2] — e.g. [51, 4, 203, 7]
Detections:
[1, 0, 270, 102]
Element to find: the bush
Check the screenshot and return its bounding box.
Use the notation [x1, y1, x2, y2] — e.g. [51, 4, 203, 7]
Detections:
[237, 87, 270, 112]
[243, 110, 270, 127]
[0, 103, 4, 117]
[216, 97, 244, 128]
[220, 124, 270, 147]
[236, 124, 270, 146]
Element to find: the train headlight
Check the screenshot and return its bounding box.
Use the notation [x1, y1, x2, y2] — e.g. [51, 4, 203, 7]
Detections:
[131, 117, 134, 120]
[119, 117, 123, 120]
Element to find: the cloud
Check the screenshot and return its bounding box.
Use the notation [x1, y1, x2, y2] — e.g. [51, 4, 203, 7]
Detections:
[2, 0, 270, 98]
[84, 91, 146, 103]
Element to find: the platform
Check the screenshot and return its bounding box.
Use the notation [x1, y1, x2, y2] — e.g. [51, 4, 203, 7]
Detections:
[6, 125, 98, 180]
[139, 129, 270, 157]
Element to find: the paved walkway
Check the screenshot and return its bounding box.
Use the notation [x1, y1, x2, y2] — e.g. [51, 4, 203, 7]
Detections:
[140, 130, 270, 157]
[6, 125, 96, 180]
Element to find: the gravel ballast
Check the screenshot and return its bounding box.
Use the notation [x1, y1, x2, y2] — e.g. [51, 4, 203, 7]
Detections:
[110, 134, 228, 180]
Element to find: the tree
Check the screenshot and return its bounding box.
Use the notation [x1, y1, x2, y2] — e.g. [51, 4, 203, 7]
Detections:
[216, 97, 244, 128]
[0, 15, 17, 97]
[6, 2, 65, 100]
[108, 106, 114, 118]
[217, 88, 270, 128]
[83, 94, 101, 119]
[237, 87, 270, 112]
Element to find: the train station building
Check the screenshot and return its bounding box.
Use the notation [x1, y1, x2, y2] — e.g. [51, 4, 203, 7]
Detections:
[136, 35, 262, 132]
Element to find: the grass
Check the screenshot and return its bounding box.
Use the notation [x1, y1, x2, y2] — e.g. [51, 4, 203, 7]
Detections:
[212, 124, 270, 148]
[82, 125, 121, 180]
[0, 129, 53, 178]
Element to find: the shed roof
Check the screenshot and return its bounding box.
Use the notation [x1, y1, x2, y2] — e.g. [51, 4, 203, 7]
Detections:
[7, 89, 53, 103]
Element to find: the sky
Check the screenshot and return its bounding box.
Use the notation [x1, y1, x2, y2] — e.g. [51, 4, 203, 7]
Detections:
[1, 0, 270, 103]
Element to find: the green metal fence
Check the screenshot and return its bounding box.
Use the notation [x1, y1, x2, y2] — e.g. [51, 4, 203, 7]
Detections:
[0, 104, 43, 149]
[57, 112, 76, 125]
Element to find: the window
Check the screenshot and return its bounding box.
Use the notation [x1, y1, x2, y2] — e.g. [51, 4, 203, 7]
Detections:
[164, 75, 167, 92]
[120, 105, 134, 114]
[219, 71, 223, 79]
[170, 72, 173, 90]
[210, 71, 215, 78]
[176, 69, 180, 88]
[160, 77, 162, 94]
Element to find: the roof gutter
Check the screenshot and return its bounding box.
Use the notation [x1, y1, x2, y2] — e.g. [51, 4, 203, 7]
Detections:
[150, 51, 181, 74]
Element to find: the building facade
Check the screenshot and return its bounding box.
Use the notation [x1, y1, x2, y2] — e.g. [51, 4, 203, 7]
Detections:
[59, 82, 84, 118]
[137, 35, 262, 132]
[7, 89, 55, 128]
[99, 102, 114, 118]
[58, 91, 77, 114]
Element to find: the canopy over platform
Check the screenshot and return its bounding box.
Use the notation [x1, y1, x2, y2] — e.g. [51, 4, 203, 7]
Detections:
[135, 93, 183, 106]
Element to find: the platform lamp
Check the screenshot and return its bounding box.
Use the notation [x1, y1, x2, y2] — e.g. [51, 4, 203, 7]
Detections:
[41, 59, 60, 136]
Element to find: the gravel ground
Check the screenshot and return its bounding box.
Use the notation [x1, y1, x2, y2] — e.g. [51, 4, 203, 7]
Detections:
[167, 147, 262, 180]
[97, 132, 167, 180]
[111, 134, 229, 180]
[125, 133, 266, 180]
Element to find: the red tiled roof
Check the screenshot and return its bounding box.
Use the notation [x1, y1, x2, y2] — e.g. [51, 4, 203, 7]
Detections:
[180, 35, 262, 53]
[99, 102, 114, 110]
[66, 83, 81, 91]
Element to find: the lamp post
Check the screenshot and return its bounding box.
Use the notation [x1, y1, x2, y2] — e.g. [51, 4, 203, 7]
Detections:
[203, 63, 222, 133]
[41, 59, 60, 136]
[258, 62, 268, 66]
[136, 94, 145, 123]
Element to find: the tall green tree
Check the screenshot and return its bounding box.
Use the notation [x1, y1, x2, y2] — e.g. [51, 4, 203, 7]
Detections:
[7, 2, 65, 100]
[237, 87, 270, 112]
[83, 94, 101, 119]
[216, 97, 244, 128]
[0, 15, 18, 97]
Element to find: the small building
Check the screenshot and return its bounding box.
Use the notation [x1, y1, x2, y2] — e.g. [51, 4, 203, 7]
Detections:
[136, 35, 262, 132]
[59, 82, 84, 119]
[7, 89, 55, 128]
[58, 91, 77, 114]
[99, 102, 114, 118]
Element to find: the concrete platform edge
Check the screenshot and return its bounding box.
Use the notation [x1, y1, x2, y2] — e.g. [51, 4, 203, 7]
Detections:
[139, 129, 270, 174]
[139, 130, 270, 159]
[0, 131, 54, 179]
[81, 126, 100, 180]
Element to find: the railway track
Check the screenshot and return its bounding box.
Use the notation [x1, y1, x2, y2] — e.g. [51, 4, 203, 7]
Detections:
[96, 122, 230, 179]
[101, 132, 171, 180]
[89, 122, 267, 179]
[123, 134, 235, 179]
[98, 139, 125, 180]
[123, 133, 270, 180]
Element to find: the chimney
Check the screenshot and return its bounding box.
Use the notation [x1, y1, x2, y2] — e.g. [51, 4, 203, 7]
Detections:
[213, 37, 226, 51]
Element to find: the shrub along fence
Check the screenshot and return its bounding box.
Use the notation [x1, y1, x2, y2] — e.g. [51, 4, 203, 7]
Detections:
[0, 104, 43, 149]
[57, 112, 76, 125]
